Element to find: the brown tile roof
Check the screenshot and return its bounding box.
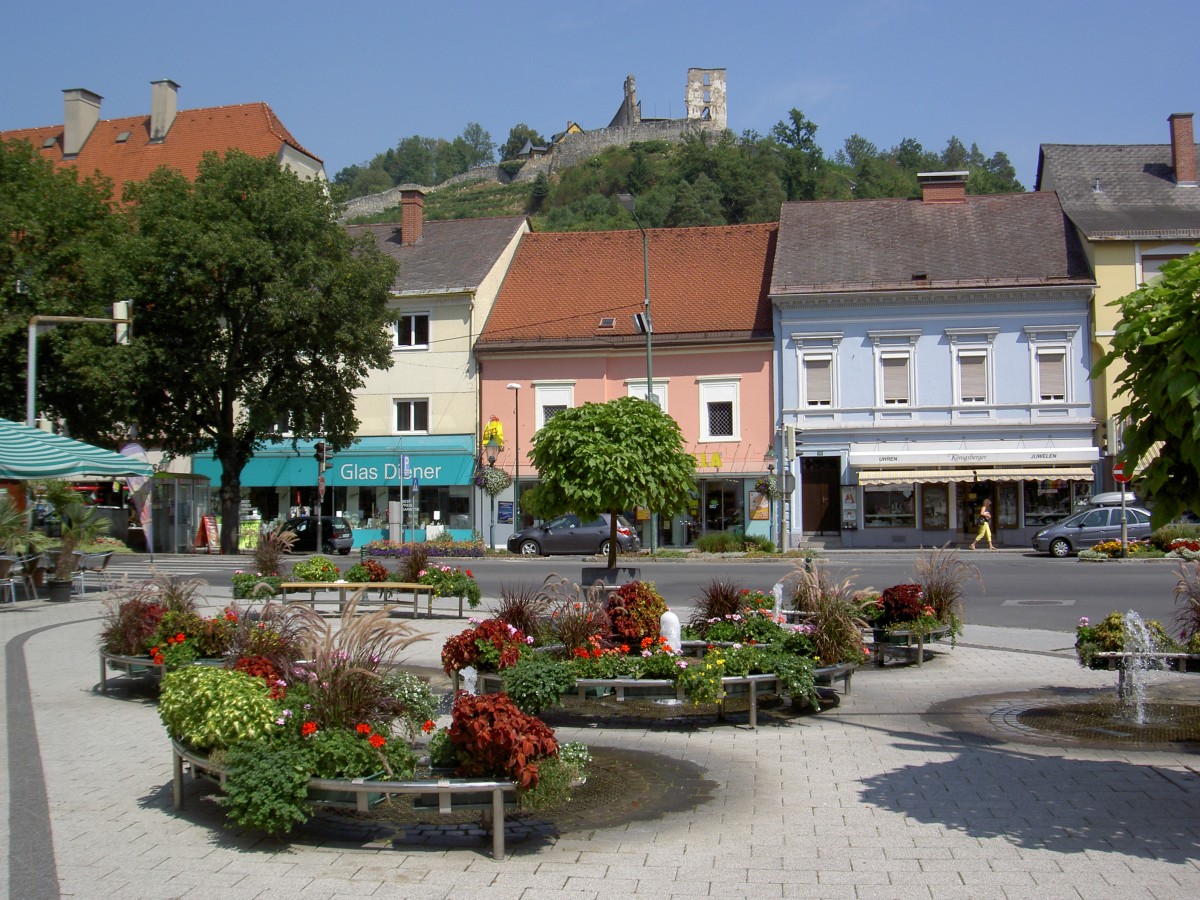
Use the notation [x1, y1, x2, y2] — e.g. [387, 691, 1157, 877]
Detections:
[771, 192, 1092, 296]
[346, 217, 529, 295]
[1, 102, 319, 198]
[1036, 143, 1200, 240]
[477, 223, 777, 349]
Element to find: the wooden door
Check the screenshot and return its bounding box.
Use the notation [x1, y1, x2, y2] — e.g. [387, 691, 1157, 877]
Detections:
[801, 457, 840, 534]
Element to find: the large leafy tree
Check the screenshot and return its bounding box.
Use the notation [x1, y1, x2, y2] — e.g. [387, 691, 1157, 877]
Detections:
[117, 150, 398, 552]
[500, 124, 546, 161]
[524, 397, 697, 568]
[1094, 250, 1200, 526]
[0, 138, 121, 424]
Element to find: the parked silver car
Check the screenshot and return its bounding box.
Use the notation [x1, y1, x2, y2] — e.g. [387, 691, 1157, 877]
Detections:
[507, 513, 640, 556]
[1031, 506, 1153, 558]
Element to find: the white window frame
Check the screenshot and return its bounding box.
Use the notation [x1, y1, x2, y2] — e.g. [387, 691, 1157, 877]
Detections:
[793, 332, 843, 410]
[625, 379, 669, 412]
[1136, 242, 1195, 285]
[868, 330, 920, 409]
[534, 382, 574, 430]
[393, 398, 430, 434]
[392, 311, 430, 350]
[945, 327, 998, 408]
[1025, 326, 1078, 405]
[698, 377, 740, 442]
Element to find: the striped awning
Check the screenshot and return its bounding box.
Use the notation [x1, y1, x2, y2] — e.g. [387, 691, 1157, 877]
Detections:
[0, 417, 154, 480]
[857, 465, 1095, 486]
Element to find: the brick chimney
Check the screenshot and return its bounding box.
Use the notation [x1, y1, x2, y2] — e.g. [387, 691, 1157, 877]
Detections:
[399, 186, 425, 245]
[62, 88, 102, 157]
[917, 171, 969, 203]
[150, 79, 180, 142]
[1168, 112, 1197, 187]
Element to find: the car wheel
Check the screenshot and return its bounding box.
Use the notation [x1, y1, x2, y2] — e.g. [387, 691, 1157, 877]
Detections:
[1048, 538, 1072, 558]
[599, 539, 612, 556]
[519, 539, 542, 556]
[339, 549, 351, 556]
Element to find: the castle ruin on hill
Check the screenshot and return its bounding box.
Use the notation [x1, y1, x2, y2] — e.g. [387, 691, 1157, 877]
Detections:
[340, 68, 727, 220]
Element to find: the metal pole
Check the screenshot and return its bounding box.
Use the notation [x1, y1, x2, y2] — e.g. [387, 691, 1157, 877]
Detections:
[489, 493, 495, 550]
[1120, 481, 1128, 558]
[26, 321, 38, 428]
[514, 395, 520, 528]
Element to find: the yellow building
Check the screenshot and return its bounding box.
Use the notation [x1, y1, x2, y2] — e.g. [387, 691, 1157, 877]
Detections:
[1036, 112, 1200, 489]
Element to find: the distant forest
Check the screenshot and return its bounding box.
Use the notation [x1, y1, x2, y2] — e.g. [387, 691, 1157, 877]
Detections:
[335, 110, 1024, 231]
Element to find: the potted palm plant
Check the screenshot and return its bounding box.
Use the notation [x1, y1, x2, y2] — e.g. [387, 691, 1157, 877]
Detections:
[37, 480, 109, 602]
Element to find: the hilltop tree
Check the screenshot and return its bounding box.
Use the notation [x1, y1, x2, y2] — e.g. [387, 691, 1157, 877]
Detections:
[1094, 250, 1200, 526]
[500, 124, 546, 161]
[116, 150, 398, 552]
[524, 397, 697, 568]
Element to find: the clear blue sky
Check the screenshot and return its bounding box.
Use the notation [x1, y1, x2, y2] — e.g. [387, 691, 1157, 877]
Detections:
[4, 0, 1198, 190]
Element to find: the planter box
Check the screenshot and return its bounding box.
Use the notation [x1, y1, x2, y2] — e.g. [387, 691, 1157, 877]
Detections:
[579, 566, 641, 588]
[308, 772, 387, 808]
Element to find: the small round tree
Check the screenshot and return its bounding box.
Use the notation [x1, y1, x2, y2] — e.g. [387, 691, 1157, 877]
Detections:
[524, 396, 697, 568]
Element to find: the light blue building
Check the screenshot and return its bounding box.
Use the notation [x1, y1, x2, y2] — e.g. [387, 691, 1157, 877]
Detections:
[770, 173, 1098, 549]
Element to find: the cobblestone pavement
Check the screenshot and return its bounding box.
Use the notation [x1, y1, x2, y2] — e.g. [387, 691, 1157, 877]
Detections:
[3, 591, 1198, 900]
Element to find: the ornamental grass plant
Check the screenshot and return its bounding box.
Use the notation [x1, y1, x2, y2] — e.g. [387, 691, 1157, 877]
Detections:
[535, 575, 610, 655]
[1174, 562, 1200, 653]
[787, 564, 871, 666]
[910, 543, 979, 624]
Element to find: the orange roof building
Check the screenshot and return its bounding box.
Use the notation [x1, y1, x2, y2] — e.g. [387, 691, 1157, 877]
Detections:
[1, 80, 324, 196]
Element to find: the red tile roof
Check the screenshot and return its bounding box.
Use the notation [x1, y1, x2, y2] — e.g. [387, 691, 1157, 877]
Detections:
[478, 223, 777, 348]
[1, 102, 320, 198]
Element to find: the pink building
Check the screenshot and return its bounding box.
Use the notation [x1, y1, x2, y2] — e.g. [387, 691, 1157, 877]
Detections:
[476, 223, 778, 549]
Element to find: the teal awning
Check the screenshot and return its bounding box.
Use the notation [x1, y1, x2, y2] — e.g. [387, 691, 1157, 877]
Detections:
[193, 435, 477, 487]
[0, 418, 154, 481]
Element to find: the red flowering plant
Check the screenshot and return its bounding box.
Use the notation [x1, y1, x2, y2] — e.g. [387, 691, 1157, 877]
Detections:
[441, 618, 531, 674]
[605, 580, 668, 644]
[446, 690, 559, 789]
[863, 584, 944, 637]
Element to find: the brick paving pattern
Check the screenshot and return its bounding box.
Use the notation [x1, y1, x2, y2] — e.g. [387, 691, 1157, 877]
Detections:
[3, 590, 1198, 899]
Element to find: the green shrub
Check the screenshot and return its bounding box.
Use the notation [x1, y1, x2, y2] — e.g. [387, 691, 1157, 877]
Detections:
[231, 573, 284, 599]
[518, 742, 589, 812]
[502, 653, 579, 714]
[159, 667, 278, 751]
[1150, 523, 1200, 551]
[290, 556, 340, 582]
[218, 738, 312, 835]
[381, 670, 439, 739]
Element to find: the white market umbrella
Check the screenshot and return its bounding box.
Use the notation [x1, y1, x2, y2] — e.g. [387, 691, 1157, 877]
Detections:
[0, 417, 154, 480]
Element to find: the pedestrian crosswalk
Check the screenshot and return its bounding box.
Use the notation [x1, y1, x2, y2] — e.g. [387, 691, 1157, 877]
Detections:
[104, 552, 249, 581]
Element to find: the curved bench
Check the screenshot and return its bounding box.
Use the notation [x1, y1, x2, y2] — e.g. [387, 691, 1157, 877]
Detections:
[170, 740, 519, 859]
[98, 651, 165, 693]
[868, 624, 952, 667]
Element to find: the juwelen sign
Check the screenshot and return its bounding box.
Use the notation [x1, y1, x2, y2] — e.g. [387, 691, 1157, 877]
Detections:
[1113, 461, 1132, 484]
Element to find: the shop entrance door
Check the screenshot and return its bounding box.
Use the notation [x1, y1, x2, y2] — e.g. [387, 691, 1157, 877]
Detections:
[700, 479, 742, 534]
[801, 457, 840, 534]
[958, 482, 996, 539]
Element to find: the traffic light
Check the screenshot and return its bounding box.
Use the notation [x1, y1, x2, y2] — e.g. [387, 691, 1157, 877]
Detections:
[113, 300, 131, 345]
[1101, 417, 1122, 454]
[784, 425, 798, 458]
[313, 442, 329, 472]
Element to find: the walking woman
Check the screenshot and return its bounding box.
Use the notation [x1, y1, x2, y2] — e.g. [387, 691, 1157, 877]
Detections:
[970, 497, 994, 550]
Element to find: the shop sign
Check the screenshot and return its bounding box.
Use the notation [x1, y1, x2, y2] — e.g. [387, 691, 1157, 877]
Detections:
[327, 454, 474, 487]
[848, 446, 1098, 467]
[694, 452, 723, 468]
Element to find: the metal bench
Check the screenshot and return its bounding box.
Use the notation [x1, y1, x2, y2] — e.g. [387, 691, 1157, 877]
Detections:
[278, 581, 451, 617]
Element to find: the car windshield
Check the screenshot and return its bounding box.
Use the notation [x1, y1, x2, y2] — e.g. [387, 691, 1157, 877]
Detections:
[1056, 511, 1089, 527]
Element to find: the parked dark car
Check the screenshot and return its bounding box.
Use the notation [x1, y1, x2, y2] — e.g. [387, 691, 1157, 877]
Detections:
[507, 513, 640, 557]
[280, 515, 354, 555]
[1031, 506, 1153, 558]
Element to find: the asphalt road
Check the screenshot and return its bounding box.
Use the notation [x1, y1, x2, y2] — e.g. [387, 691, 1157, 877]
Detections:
[106, 549, 1189, 634]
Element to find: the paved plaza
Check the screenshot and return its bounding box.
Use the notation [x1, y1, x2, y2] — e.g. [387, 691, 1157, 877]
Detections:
[3, 587, 1199, 900]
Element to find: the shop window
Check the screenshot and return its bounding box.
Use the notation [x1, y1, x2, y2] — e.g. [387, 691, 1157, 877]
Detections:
[921, 484, 948, 529]
[1023, 480, 1074, 527]
[996, 482, 1018, 528]
[394, 399, 429, 433]
[698, 378, 740, 440]
[393, 313, 429, 349]
[863, 485, 916, 528]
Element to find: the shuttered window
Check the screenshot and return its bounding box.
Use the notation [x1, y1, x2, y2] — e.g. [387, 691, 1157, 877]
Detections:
[958, 351, 987, 404]
[1037, 350, 1066, 401]
[804, 356, 832, 406]
[881, 354, 910, 405]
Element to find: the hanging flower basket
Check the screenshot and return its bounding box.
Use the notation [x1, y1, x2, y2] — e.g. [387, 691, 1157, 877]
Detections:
[754, 475, 782, 500]
[475, 467, 513, 497]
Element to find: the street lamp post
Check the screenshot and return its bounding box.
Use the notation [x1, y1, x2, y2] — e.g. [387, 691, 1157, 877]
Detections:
[27, 311, 132, 428]
[764, 447, 777, 549]
[484, 436, 500, 550]
[506, 383, 521, 529]
[616, 192, 657, 552]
